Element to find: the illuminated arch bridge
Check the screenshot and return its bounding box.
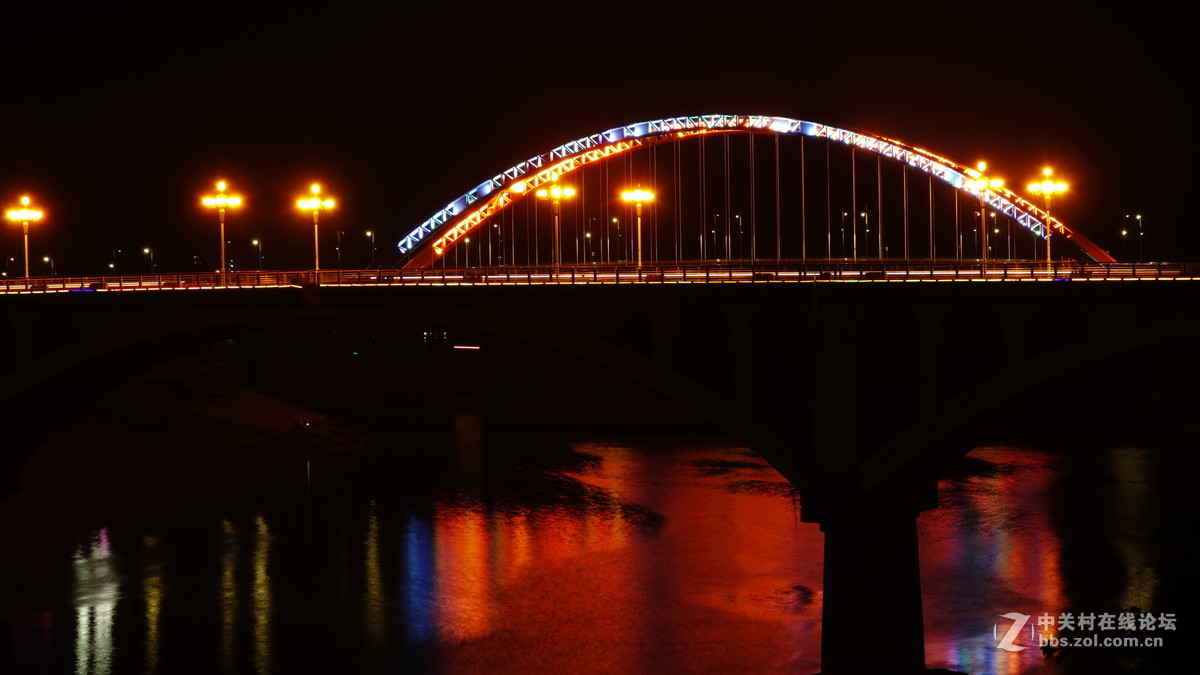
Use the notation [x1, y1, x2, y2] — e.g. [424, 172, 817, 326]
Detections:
[388, 114, 1115, 269]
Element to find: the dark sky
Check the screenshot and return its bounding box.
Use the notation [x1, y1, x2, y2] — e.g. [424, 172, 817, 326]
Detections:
[1, 2, 1189, 273]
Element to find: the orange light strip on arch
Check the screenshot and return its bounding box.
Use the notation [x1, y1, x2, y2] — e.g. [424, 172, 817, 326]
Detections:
[402, 140, 644, 269]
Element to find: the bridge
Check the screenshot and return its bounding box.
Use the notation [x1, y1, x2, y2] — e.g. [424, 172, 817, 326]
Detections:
[2, 114, 1190, 674]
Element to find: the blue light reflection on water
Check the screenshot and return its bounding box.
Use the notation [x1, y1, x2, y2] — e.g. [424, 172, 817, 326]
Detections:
[401, 510, 437, 646]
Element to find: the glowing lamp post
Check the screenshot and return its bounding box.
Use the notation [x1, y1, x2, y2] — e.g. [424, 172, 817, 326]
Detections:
[252, 239, 263, 270]
[42, 255, 54, 276]
[1027, 168, 1067, 264]
[1126, 213, 1144, 262]
[621, 189, 655, 269]
[535, 183, 575, 269]
[5, 196, 44, 278]
[297, 184, 335, 271]
[202, 181, 242, 274]
[966, 162, 1004, 261]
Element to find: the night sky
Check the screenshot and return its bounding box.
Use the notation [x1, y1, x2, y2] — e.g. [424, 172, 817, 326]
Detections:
[1, 3, 1189, 274]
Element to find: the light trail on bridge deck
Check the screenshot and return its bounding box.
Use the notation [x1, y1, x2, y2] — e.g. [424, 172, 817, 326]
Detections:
[4, 262, 1200, 295]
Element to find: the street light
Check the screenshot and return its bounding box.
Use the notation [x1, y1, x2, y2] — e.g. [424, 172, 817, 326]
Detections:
[612, 217, 621, 263]
[202, 181, 242, 274]
[297, 183, 335, 271]
[1027, 168, 1068, 263]
[1121, 228, 1128, 260]
[966, 162, 1004, 262]
[252, 238, 263, 270]
[858, 210, 868, 260]
[365, 230, 376, 265]
[42, 255, 54, 276]
[143, 247, 154, 272]
[536, 183, 576, 269]
[840, 211, 847, 259]
[735, 213, 743, 259]
[1126, 213, 1144, 262]
[621, 189, 655, 268]
[5, 195, 44, 278]
[1137, 214, 1144, 262]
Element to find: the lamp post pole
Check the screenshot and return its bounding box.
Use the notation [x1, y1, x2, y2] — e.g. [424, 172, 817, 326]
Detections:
[252, 239, 263, 270]
[1137, 214, 1144, 262]
[5, 196, 44, 278]
[297, 183, 335, 271]
[536, 183, 576, 270]
[840, 211, 847, 259]
[621, 189, 655, 269]
[967, 162, 1004, 262]
[202, 181, 242, 275]
[1027, 168, 1067, 264]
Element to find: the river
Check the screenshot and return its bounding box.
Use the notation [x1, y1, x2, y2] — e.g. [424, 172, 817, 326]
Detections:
[2, 421, 1192, 674]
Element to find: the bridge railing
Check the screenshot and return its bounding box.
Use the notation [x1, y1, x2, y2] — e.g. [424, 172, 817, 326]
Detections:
[5, 261, 1200, 294]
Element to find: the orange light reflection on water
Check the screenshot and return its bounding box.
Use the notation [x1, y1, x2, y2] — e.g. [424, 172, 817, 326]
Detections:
[414, 442, 824, 673]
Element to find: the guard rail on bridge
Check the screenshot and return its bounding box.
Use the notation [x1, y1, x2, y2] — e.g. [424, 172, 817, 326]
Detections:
[3, 261, 1200, 294]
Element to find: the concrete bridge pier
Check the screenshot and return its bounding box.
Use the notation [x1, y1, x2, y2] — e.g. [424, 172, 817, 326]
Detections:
[803, 480, 938, 674]
[801, 304, 950, 674]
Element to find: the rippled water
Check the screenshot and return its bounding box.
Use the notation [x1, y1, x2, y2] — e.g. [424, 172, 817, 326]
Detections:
[1, 431, 1193, 674]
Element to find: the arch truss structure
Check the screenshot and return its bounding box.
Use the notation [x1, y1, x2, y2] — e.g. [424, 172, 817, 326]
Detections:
[394, 114, 1114, 268]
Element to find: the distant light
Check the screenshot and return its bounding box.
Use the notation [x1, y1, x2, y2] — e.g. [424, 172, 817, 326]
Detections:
[452, 345, 480, 350]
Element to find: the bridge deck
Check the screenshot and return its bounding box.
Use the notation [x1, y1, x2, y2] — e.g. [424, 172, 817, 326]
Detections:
[3, 261, 1199, 294]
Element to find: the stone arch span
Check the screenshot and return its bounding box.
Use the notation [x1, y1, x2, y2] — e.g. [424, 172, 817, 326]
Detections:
[394, 114, 1116, 268]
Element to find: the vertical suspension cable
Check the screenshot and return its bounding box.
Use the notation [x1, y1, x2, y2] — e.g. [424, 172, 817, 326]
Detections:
[797, 134, 803, 262]
[776, 134, 784, 261]
[954, 189, 960, 261]
[876, 155, 883, 260]
[676, 136, 686, 263]
[576, 172, 583, 265]
[652, 142, 662, 264]
[902, 165, 909, 260]
[628, 148, 638, 263]
[749, 133, 756, 262]
[700, 137, 707, 260]
[851, 146, 857, 261]
[724, 134, 731, 261]
[928, 174, 935, 259]
[825, 141, 832, 258]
